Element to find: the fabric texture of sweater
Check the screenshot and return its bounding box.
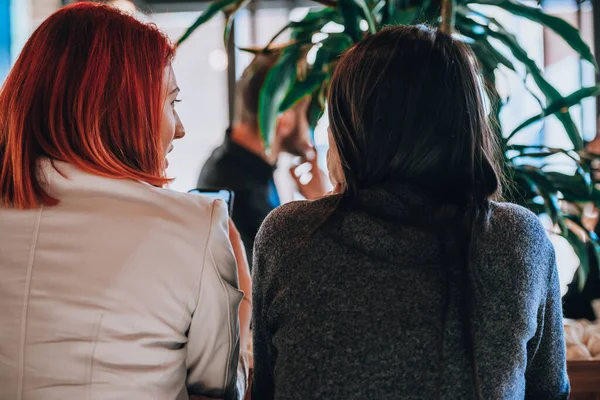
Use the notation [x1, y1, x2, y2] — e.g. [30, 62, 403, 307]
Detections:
[251, 183, 569, 400]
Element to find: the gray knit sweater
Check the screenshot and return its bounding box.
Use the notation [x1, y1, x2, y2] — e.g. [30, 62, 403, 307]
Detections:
[251, 184, 569, 400]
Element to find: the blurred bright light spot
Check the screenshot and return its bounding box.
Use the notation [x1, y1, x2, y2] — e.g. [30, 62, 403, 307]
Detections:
[322, 21, 345, 33]
[289, 7, 310, 22]
[473, 25, 485, 35]
[360, 20, 369, 31]
[110, 0, 136, 14]
[306, 44, 321, 65]
[209, 49, 228, 72]
[475, 72, 490, 116]
[312, 33, 328, 43]
[465, 12, 488, 26]
[452, 32, 474, 44]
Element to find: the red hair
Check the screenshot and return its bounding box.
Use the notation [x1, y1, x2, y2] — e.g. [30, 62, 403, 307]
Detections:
[0, 2, 174, 208]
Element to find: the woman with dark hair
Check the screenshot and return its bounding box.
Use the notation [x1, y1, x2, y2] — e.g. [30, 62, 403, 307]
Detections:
[252, 26, 569, 399]
[0, 3, 250, 399]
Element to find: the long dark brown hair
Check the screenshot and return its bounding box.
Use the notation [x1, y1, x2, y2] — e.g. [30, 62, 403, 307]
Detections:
[327, 26, 504, 398]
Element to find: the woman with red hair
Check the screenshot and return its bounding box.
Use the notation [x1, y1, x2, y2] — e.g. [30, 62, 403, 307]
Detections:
[0, 3, 250, 399]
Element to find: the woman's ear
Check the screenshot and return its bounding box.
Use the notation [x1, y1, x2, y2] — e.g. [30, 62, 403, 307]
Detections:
[332, 182, 345, 194]
[327, 128, 345, 189]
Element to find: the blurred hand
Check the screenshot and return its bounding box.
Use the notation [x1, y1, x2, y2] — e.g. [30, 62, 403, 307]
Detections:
[228, 219, 252, 349]
[582, 203, 599, 233]
[289, 147, 331, 200]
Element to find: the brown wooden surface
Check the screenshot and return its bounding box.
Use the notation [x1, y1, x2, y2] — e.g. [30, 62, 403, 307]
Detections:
[568, 360, 600, 399]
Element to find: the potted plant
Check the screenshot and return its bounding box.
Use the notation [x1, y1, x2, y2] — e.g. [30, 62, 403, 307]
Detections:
[177, 0, 600, 391]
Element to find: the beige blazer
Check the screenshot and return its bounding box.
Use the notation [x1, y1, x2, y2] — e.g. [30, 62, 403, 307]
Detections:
[0, 160, 244, 400]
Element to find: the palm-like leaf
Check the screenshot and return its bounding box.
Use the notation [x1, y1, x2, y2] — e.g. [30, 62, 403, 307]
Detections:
[176, 0, 246, 47]
[467, 0, 597, 68]
[509, 86, 600, 140]
[177, 0, 600, 292]
[258, 44, 305, 143]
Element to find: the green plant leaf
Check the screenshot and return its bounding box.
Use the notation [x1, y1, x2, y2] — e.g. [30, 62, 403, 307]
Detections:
[508, 86, 600, 140]
[545, 170, 596, 203]
[354, 0, 378, 33]
[177, 0, 239, 46]
[548, 113, 583, 152]
[258, 45, 303, 144]
[508, 148, 592, 199]
[223, 0, 250, 45]
[280, 72, 328, 111]
[339, 0, 376, 42]
[468, 17, 554, 94]
[291, 27, 316, 43]
[512, 164, 594, 200]
[307, 94, 322, 133]
[236, 46, 265, 54]
[586, 229, 600, 290]
[482, 22, 583, 149]
[515, 166, 567, 233]
[300, 7, 340, 24]
[455, 11, 516, 72]
[385, 0, 396, 22]
[565, 226, 591, 292]
[384, 0, 427, 25]
[564, 215, 599, 290]
[263, 8, 339, 51]
[373, 0, 386, 21]
[313, 33, 354, 71]
[485, 76, 504, 139]
[458, 6, 585, 150]
[468, 38, 516, 73]
[582, 239, 600, 291]
[243, 37, 314, 57]
[455, 9, 515, 73]
[482, 40, 516, 72]
[508, 147, 577, 160]
[468, 0, 597, 68]
[469, 43, 497, 73]
[388, 7, 420, 26]
[511, 170, 554, 217]
[458, 10, 552, 92]
[339, 0, 362, 42]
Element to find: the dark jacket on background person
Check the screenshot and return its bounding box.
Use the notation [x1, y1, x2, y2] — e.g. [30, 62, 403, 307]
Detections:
[252, 183, 570, 400]
[198, 130, 278, 262]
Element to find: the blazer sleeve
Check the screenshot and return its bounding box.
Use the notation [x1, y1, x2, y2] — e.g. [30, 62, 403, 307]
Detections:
[186, 200, 246, 400]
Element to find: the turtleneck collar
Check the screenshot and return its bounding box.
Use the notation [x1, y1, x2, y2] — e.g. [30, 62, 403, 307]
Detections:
[349, 182, 463, 226]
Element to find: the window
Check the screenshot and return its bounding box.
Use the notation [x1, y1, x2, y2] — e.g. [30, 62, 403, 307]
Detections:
[151, 11, 229, 192]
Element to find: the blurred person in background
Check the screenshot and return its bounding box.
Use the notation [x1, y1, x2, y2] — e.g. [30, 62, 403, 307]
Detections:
[0, 3, 250, 399]
[197, 53, 329, 261]
[252, 26, 569, 400]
